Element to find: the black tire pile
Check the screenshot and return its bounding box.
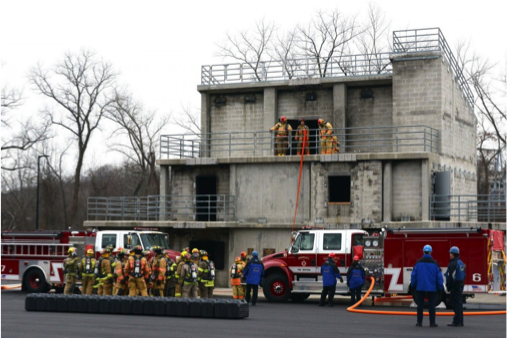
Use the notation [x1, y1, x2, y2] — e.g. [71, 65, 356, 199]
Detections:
[25, 294, 249, 319]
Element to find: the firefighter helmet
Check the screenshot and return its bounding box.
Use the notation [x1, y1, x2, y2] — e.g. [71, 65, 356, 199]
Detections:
[240, 251, 247, 258]
[353, 255, 359, 261]
[181, 247, 190, 253]
[117, 250, 125, 258]
[235, 256, 242, 263]
[86, 249, 94, 256]
[133, 245, 143, 254]
[200, 250, 208, 257]
[318, 118, 324, 125]
[423, 244, 432, 253]
[103, 247, 112, 254]
[300, 117, 305, 122]
[152, 246, 163, 254]
[328, 252, 336, 258]
[280, 116, 287, 122]
[68, 247, 77, 255]
[185, 253, 192, 260]
[192, 248, 199, 254]
[252, 250, 258, 257]
[449, 246, 460, 255]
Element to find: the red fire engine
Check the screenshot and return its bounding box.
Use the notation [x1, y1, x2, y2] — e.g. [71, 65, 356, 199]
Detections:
[261, 227, 505, 307]
[1, 229, 179, 293]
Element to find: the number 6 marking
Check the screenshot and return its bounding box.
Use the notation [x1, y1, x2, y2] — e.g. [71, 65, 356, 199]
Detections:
[472, 273, 481, 282]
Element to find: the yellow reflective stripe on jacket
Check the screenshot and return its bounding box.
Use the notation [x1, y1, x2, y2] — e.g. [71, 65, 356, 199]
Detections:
[82, 273, 94, 277]
[183, 281, 197, 285]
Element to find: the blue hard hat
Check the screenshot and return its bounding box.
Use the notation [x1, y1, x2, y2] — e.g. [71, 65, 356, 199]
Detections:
[252, 251, 258, 257]
[423, 244, 432, 253]
[449, 246, 460, 254]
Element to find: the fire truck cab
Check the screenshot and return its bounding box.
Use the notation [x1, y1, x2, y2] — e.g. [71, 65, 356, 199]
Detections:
[1, 229, 179, 293]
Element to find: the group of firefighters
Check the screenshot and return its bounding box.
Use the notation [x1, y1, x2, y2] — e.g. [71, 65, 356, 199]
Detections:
[62, 245, 216, 299]
[270, 117, 340, 156]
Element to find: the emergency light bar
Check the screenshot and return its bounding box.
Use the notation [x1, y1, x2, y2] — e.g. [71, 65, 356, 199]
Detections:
[386, 227, 482, 234]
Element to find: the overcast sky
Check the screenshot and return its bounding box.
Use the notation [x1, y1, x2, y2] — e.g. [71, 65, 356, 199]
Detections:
[2, 0, 506, 170]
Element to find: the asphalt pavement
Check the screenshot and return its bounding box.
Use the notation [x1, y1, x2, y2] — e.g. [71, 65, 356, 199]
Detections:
[1, 289, 506, 338]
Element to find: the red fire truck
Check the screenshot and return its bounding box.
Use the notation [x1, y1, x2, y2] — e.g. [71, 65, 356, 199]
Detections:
[1, 229, 179, 293]
[261, 227, 505, 306]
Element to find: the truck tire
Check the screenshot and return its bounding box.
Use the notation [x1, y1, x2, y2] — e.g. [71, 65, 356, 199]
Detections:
[411, 289, 445, 308]
[263, 274, 290, 302]
[23, 268, 49, 293]
[290, 293, 310, 303]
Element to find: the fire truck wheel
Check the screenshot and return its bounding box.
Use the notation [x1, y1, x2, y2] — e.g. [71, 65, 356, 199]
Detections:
[411, 288, 446, 308]
[290, 293, 310, 303]
[263, 274, 290, 302]
[23, 268, 49, 293]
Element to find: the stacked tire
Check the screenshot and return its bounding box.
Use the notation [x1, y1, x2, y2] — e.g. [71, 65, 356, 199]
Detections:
[25, 294, 249, 319]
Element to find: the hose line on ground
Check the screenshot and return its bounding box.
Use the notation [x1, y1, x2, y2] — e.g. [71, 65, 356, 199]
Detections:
[347, 277, 506, 316]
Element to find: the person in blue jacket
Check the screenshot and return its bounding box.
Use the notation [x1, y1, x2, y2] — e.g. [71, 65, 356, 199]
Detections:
[410, 244, 444, 328]
[346, 255, 365, 306]
[445, 246, 466, 327]
[242, 250, 264, 306]
[319, 252, 343, 307]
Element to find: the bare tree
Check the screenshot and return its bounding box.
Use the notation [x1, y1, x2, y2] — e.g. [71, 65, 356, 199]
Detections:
[171, 105, 200, 135]
[216, 19, 276, 81]
[355, 2, 392, 74]
[1, 85, 51, 171]
[296, 9, 361, 77]
[269, 28, 301, 79]
[29, 50, 118, 227]
[106, 89, 169, 195]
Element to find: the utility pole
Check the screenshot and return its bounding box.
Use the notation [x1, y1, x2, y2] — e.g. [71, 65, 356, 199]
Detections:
[36, 155, 49, 230]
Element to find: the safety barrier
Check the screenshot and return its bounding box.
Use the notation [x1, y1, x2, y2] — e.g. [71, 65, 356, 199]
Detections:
[25, 294, 249, 318]
[87, 195, 236, 221]
[160, 125, 439, 159]
[430, 194, 506, 222]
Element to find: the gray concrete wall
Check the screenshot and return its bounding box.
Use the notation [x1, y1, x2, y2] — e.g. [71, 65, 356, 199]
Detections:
[392, 160, 423, 221]
[277, 88, 334, 122]
[234, 163, 311, 224]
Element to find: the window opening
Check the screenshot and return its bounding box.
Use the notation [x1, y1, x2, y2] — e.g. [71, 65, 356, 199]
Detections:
[328, 176, 351, 203]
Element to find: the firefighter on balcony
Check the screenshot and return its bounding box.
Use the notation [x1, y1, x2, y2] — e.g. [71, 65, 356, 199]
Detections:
[410, 244, 444, 328]
[79, 249, 96, 295]
[230, 256, 245, 300]
[174, 250, 188, 298]
[114, 249, 129, 296]
[181, 252, 199, 298]
[198, 250, 216, 299]
[319, 252, 343, 307]
[63, 247, 80, 295]
[318, 118, 333, 154]
[270, 116, 292, 156]
[125, 245, 151, 296]
[445, 246, 466, 327]
[95, 247, 114, 295]
[150, 246, 167, 296]
[164, 252, 178, 297]
[346, 255, 365, 306]
[296, 118, 310, 155]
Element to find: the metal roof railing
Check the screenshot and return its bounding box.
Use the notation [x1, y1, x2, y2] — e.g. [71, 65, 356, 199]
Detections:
[430, 194, 506, 223]
[393, 28, 474, 110]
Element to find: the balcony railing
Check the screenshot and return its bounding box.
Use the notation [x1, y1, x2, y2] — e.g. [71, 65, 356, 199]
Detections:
[393, 28, 474, 109]
[160, 125, 439, 159]
[87, 195, 236, 222]
[430, 194, 506, 223]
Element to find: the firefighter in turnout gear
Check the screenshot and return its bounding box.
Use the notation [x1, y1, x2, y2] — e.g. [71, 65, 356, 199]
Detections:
[63, 247, 80, 295]
[79, 249, 96, 295]
[181, 253, 199, 298]
[125, 245, 151, 296]
[230, 256, 245, 300]
[150, 246, 167, 296]
[95, 247, 114, 295]
[114, 249, 129, 296]
[164, 252, 178, 297]
[270, 116, 293, 156]
[174, 250, 188, 297]
[296, 118, 310, 155]
[318, 118, 333, 154]
[198, 250, 215, 299]
[240, 251, 248, 297]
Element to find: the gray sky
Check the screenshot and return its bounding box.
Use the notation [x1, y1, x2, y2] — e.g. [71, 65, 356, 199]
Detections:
[2, 0, 506, 170]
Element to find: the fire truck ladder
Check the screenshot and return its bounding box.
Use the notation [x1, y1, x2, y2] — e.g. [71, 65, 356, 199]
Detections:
[1, 242, 72, 258]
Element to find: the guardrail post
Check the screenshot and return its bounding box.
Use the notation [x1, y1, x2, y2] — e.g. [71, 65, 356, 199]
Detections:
[191, 140, 195, 158]
[424, 127, 427, 151]
[457, 195, 461, 222]
[229, 133, 232, 157]
[368, 127, 371, 152]
[254, 133, 257, 156]
[396, 127, 399, 152]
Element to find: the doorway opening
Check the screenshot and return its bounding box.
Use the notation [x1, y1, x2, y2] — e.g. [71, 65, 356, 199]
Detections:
[287, 118, 320, 156]
[196, 176, 217, 221]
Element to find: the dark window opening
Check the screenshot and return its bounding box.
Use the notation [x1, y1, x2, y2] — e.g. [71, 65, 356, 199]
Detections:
[101, 234, 117, 249]
[189, 240, 225, 269]
[196, 176, 217, 221]
[286, 118, 320, 156]
[329, 176, 351, 203]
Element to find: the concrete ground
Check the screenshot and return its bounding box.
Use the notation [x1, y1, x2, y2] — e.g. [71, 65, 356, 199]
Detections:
[2, 287, 506, 338]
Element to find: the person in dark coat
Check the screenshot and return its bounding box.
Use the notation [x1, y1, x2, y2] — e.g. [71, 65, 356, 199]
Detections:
[410, 244, 444, 327]
[242, 250, 264, 306]
[319, 252, 343, 307]
[445, 246, 466, 327]
[346, 255, 365, 306]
